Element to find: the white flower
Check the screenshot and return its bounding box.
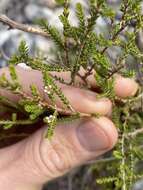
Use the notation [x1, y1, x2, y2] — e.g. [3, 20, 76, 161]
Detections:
[44, 115, 55, 123]
[48, 85, 52, 89]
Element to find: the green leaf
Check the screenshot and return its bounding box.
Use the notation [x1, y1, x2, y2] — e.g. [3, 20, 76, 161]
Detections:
[24, 104, 44, 120]
[44, 110, 58, 139]
[3, 123, 13, 130]
[76, 3, 86, 35]
[28, 57, 70, 72]
[9, 65, 18, 81]
[97, 177, 117, 184]
[39, 19, 64, 48]
[9, 40, 29, 64]
[30, 84, 40, 100]
[113, 151, 122, 160]
[43, 71, 74, 111]
[12, 113, 17, 121]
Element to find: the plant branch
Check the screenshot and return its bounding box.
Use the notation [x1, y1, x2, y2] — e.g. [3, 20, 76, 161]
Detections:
[129, 92, 143, 103]
[0, 119, 38, 125]
[0, 133, 29, 141]
[0, 95, 22, 111]
[15, 89, 91, 117]
[101, 23, 128, 54]
[107, 65, 124, 79]
[126, 128, 143, 138]
[121, 134, 126, 190]
[87, 157, 117, 165]
[0, 15, 49, 38]
[101, 2, 129, 54]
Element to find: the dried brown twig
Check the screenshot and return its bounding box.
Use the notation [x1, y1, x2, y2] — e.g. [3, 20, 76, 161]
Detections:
[0, 15, 49, 38]
[126, 128, 143, 138]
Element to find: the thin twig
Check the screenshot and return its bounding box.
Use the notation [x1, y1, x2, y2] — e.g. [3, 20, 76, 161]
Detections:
[129, 143, 134, 189]
[14, 89, 91, 117]
[0, 15, 49, 38]
[0, 48, 10, 61]
[0, 119, 38, 125]
[121, 134, 126, 190]
[101, 24, 128, 54]
[101, 2, 129, 54]
[129, 92, 143, 103]
[0, 133, 29, 141]
[87, 157, 117, 165]
[126, 128, 143, 138]
[107, 65, 124, 79]
[0, 95, 22, 111]
[76, 64, 95, 86]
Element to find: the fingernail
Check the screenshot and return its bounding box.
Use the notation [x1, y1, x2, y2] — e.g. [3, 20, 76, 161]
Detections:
[115, 75, 138, 98]
[76, 119, 110, 151]
[17, 63, 32, 70]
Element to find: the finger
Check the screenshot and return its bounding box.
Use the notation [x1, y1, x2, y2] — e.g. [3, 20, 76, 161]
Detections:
[50, 67, 138, 98]
[50, 67, 96, 88]
[114, 75, 138, 98]
[0, 116, 118, 189]
[0, 66, 112, 115]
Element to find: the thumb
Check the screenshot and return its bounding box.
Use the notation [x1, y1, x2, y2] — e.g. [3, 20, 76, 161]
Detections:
[0, 117, 118, 189]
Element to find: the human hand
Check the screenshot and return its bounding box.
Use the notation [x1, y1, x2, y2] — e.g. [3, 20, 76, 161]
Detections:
[0, 66, 138, 190]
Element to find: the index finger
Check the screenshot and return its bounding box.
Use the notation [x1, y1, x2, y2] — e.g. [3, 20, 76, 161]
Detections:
[50, 67, 138, 98]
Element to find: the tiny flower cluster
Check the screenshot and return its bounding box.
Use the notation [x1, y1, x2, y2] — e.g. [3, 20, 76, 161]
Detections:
[44, 85, 52, 95]
[44, 115, 56, 124]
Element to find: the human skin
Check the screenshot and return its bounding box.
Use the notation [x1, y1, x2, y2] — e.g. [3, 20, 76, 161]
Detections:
[0, 66, 138, 190]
